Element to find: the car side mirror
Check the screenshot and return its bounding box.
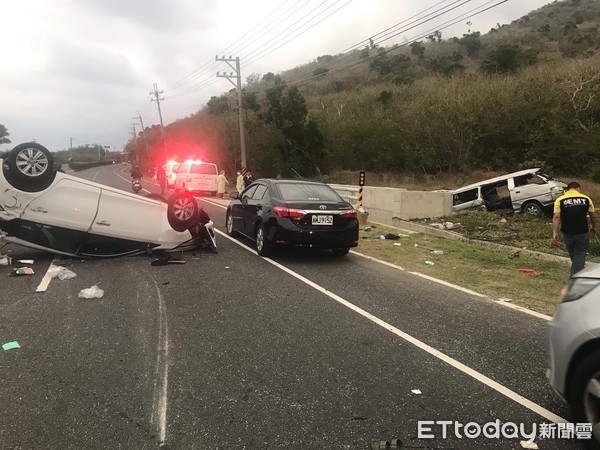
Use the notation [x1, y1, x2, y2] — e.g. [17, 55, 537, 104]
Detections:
[230, 192, 240, 199]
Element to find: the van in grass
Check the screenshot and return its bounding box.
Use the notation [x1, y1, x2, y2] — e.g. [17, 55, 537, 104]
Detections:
[452, 168, 566, 216]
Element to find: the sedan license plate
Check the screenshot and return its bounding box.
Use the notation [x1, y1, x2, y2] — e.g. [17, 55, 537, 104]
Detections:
[312, 214, 333, 225]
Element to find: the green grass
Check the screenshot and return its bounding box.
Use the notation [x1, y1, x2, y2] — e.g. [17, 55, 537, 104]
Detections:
[355, 221, 575, 316]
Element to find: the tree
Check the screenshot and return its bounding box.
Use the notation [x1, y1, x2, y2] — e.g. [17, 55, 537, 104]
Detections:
[410, 41, 425, 59]
[261, 84, 324, 176]
[207, 95, 230, 115]
[0, 124, 10, 145]
[481, 44, 538, 74]
[458, 32, 482, 57]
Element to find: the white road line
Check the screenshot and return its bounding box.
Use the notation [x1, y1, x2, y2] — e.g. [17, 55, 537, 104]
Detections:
[351, 251, 553, 321]
[149, 276, 170, 445]
[216, 229, 568, 424]
[35, 258, 59, 292]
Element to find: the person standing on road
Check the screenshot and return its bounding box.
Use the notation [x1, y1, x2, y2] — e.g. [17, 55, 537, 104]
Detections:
[236, 170, 244, 193]
[552, 181, 596, 276]
[216, 170, 229, 198]
[157, 164, 167, 196]
[243, 170, 254, 189]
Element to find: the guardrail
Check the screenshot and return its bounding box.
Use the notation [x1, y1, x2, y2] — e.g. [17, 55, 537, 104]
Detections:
[329, 183, 360, 208]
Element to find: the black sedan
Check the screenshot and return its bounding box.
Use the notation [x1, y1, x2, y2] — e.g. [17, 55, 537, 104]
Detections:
[225, 179, 358, 256]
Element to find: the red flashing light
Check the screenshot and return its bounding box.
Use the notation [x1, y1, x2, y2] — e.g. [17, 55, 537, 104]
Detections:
[274, 206, 306, 219]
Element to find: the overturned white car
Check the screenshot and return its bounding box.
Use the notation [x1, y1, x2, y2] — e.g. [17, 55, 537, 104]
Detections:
[0, 142, 215, 257]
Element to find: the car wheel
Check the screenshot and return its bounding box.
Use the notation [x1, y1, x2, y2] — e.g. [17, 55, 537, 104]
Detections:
[522, 201, 543, 217]
[146, 193, 167, 203]
[255, 223, 273, 257]
[332, 248, 350, 256]
[167, 193, 199, 232]
[569, 350, 600, 447]
[4, 142, 56, 192]
[226, 211, 238, 237]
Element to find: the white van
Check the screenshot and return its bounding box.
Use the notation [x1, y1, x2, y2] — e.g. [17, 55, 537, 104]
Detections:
[174, 160, 219, 196]
[452, 168, 566, 216]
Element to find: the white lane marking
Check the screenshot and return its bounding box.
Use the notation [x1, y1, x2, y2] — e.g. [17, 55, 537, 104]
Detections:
[351, 251, 553, 321]
[215, 228, 568, 424]
[148, 276, 170, 444]
[35, 257, 59, 292]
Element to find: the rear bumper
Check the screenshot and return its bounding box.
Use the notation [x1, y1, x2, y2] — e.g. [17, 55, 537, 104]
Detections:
[273, 220, 358, 249]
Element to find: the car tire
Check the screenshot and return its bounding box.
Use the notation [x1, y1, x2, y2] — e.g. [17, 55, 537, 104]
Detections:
[522, 201, 543, 217]
[146, 193, 167, 203]
[332, 248, 350, 256]
[167, 193, 199, 232]
[255, 223, 273, 257]
[226, 211, 238, 237]
[4, 142, 56, 192]
[568, 350, 600, 447]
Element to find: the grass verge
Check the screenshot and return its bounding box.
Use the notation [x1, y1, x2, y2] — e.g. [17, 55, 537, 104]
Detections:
[354, 222, 574, 316]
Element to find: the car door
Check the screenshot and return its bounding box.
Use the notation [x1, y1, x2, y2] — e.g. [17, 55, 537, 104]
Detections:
[243, 183, 268, 237]
[509, 173, 552, 208]
[89, 188, 164, 242]
[238, 184, 258, 237]
[452, 187, 482, 212]
[21, 178, 101, 232]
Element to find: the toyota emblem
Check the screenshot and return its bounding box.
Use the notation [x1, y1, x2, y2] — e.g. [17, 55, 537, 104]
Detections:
[319, 205, 327, 210]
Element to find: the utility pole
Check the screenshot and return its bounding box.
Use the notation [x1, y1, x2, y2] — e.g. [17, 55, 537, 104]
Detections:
[150, 82, 167, 162]
[216, 55, 246, 168]
[69, 138, 73, 160]
[137, 111, 150, 160]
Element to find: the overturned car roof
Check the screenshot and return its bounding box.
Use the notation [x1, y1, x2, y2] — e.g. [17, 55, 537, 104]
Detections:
[454, 168, 543, 193]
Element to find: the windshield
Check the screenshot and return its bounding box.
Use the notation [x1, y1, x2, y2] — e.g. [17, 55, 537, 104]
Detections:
[277, 183, 342, 202]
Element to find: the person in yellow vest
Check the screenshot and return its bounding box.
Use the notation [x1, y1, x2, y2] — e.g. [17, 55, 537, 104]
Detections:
[236, 170, 244, 193]
[552, 181, 596, 276]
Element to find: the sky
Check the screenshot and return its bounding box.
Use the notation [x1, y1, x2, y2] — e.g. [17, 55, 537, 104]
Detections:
[0, 0, 553, 153]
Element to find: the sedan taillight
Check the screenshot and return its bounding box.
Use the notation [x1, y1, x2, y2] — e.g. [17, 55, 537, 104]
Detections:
[340, 210, 357, 219]
[274, 206, 306, 219]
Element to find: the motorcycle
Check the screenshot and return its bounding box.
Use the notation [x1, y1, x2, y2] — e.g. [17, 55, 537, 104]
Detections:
[132, 178, 142, 192]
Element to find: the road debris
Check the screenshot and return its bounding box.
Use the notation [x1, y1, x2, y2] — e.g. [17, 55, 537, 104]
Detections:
[0, 255, 11, 266]
[520, 441, 538, 449]
[425, 261, 435, 266]
[393, 243, 401, 247]
[411, 389, 422, 394]
[498, 298, 513, 303]
[2, 341, 20, 351]
[11, 267, 34, 276]
[47, 266, 77, 280]
[518, 268, 540, 277]
[78, 285, 104, 299]
[17, 259, 34, 264]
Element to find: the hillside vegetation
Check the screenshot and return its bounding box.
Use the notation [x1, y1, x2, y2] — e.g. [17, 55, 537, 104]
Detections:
[126, 0, 600, 187]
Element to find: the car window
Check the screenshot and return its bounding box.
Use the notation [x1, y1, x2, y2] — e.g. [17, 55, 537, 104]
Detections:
[242, 185, 258, 200]
[177, 164, 188, 174]
[277, 183, 342, 202]
[453, 188, 478, 205]
[190, 163, 217, 175]
[251, 184, 268, 200]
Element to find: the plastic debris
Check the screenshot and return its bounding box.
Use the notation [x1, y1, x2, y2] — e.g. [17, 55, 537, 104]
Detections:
[362, 226, 372, 232]
[225, 266, 231, 269]
[431, 250, 444, 254]
[425, 261, 435, 266]
[414, 244, 419, 247]
[47, 266, 77, 280]
[498, 298, 512, 302]
[0, 255, 11, 266]
[551, 240, 561, 247]
[518, 268, 540, 277]
[520, 441, 538, 449]
[78, 285, 104, 299]
[12, 267, 34, 276]
[2, 341, 20, 351]
[411, 389, 422, 394]
[393, 243, 401, 247]
[18, 259, 34, 264]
